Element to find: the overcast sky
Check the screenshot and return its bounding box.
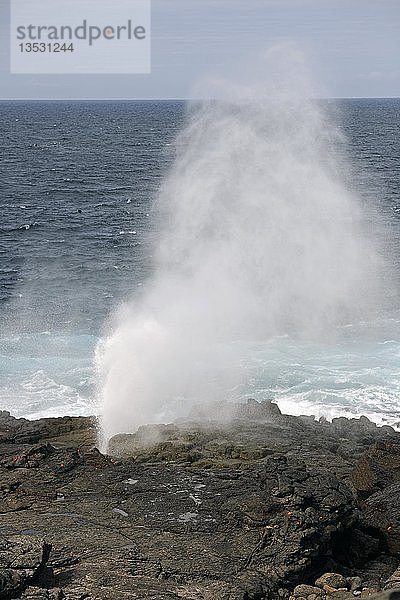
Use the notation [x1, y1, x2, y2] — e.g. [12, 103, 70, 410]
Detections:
[0, 0, 399, 99]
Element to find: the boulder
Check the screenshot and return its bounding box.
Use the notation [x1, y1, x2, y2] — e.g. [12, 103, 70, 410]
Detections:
[352, 443, 400, 500]
[362, 483, 400, 556]
[233, 398, 282, 420]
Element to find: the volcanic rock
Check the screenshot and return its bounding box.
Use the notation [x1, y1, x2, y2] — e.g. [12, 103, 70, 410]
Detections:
[0, 535, 51, 598]
[384, 567, 400, 590]
[352, 443, 400, 500]
[1, 403, 400, 599]
[362, 484, 400, 556]
[315, 574, 348, 590]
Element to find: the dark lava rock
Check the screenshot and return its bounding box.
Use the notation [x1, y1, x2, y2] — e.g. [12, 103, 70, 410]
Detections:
[1, 443, 56, 469]
[0, 447, 357, 597]
[352, 443, 400, 557]
[1, 403, 400, 599]
[347, 576, 363, 592]
[357, 555, 399, 592]
[0, 412, 96, 449]
[233, 398, 282, 420]
[187, 398, 283, 423]
[352, 443, 400, 501]
[315, 573, 348, 590]
[20, 588, 63, 599]
[369, 592, 400, 600]
[362, 483, 400, 556]
[384, 567, 400, 590]
[0, 535, 51, 598]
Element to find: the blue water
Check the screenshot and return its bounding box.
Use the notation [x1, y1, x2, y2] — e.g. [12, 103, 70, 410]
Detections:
[1, 99, 400, 424]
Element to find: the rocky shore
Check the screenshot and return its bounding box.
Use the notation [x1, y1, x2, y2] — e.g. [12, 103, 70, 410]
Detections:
[1, 401, 400, 600]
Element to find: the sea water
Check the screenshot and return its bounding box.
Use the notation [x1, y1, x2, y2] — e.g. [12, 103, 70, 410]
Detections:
[1, 99, 400, 426]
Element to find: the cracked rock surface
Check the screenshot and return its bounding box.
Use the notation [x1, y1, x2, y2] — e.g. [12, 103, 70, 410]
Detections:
[0, 402, 399, 599]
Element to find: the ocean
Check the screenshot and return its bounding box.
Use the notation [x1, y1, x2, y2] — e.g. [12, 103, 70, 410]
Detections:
[1, 99, 400, 426]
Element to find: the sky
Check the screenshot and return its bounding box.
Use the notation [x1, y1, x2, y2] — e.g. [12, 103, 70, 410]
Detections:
[0, 0, 399, 99]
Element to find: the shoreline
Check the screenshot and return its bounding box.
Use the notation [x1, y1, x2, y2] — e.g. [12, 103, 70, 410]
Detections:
[1, 401, 400, 599]
[5, 398, 400, 434]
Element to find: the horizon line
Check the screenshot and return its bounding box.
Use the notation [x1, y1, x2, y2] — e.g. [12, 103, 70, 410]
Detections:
[1, 95, 400, 102]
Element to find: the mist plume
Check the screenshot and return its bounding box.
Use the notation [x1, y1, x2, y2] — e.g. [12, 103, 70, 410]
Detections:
[96, 49, 389, 448]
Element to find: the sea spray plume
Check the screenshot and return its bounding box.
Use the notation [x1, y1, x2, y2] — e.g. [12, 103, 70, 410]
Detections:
[96, 67, 387, 448]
